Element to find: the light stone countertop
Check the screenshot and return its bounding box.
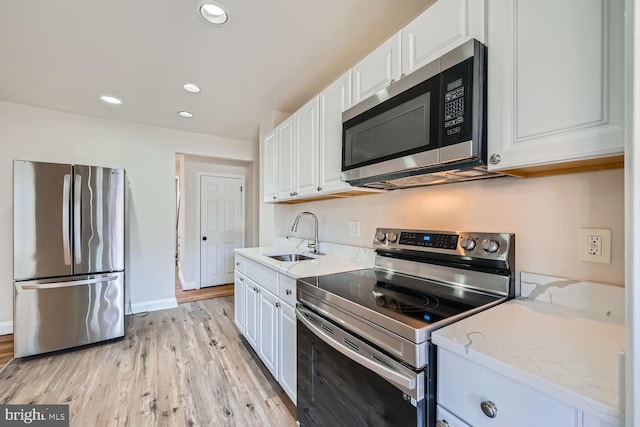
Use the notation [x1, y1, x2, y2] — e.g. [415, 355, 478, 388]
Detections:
[432, 272, 625, 425]
[234, 239, 375, 279]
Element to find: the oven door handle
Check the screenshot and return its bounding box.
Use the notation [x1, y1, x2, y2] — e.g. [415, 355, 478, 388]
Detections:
[296, 306, 417, 392]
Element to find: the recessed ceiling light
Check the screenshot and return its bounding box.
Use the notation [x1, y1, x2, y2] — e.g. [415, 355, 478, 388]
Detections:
[182, 83, 201, 93]
[100, 95, 122, 105]
[199, 2, 228, 25]
[178, 111, 194, 118]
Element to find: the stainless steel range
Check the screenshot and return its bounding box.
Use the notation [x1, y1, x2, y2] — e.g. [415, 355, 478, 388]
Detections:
[295, 228, 515, 427]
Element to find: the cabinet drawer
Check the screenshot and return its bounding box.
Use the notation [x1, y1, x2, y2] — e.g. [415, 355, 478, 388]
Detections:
[438, 348, 579, 427]
[234, 255, 245, 274]
[244, 258, 278, 295]
[436, 405, 471, 427]
[278, 274, 297, 307]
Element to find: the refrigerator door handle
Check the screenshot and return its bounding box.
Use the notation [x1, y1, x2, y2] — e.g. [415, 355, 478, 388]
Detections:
[20, 275, 118, 290]
[74, 174, 82, 265]
[62, 174, 71, 266]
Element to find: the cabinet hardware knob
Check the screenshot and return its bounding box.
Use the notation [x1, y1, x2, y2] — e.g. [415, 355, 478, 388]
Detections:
[481, 400, 498, 418]
[275, 302, 280, 308]
[317, 186, 322, 192]
[390, 78, 396, 84]
[401, 73, 406, 79]
[435, 421, 449, 427]
[273, 196, 277, 200]
[240, 277, 243, 282]
[293, 192, 298, 196]
[236, 262, 240, 266]
[286, 289, 292, 295]
[489, 154, 502, 165]
[202, 236, 207, 241]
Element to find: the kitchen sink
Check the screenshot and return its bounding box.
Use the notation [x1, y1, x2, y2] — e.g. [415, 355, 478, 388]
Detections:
[265, 253, 316, 262]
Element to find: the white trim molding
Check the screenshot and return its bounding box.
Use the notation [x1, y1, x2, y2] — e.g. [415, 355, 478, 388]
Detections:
[0, 321, 13, 335]
[127, 298, 178, 315]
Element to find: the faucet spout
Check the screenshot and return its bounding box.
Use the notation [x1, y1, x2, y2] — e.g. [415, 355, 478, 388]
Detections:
[290, 212, 322, 255]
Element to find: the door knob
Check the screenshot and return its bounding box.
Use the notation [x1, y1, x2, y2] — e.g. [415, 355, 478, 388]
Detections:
[202, 236, 207, 241]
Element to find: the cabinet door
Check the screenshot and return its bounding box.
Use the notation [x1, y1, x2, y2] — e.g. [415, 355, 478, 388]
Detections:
[244, 277, 259, 350]
[233, 272, 245, 332]
[277, 117, 296, 200]
[438, 348, 579, 427]
[295, 97, 320, 197]
[263, 129, 278, 203]
[487, 0, 624, 171]
[279, 302, 297, 404]
[352, 32, 402, 105]
[319, 70, 352, 194]
[258, 286, 279, 379]
[402, 0, 486, 75]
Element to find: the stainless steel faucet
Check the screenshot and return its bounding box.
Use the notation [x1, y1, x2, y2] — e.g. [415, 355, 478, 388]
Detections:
[291, 212, 323, 255]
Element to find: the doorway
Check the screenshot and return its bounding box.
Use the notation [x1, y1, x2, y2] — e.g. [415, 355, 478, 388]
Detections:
[198, 174, 245, 287]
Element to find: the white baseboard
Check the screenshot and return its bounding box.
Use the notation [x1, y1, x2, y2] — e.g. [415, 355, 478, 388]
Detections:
[0, 321, 13, 335]
[127, 298, 178, 315]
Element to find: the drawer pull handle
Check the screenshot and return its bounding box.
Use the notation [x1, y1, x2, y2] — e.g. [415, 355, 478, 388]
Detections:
[285, 289, 292, 295]
[481, 400, 498, 418]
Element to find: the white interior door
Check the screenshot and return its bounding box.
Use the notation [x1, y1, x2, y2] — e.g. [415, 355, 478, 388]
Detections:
[200, 175, 244, 287]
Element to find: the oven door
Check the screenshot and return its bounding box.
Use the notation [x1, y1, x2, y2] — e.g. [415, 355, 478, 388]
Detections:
[296, 304, 426, 427]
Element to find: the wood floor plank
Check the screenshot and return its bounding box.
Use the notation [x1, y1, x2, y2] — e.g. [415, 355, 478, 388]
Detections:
[0, 297, 296, 427]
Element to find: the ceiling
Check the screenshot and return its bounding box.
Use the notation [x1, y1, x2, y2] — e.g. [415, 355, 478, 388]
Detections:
[0, 0, 433, 142]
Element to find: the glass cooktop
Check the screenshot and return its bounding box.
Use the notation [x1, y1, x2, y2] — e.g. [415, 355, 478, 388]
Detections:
[297, 268, 502, 328]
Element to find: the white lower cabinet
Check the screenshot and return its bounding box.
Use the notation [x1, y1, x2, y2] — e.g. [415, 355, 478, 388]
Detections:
[243, 275, 259, 350]
[233, 272, 245, 332]
[258, 285, 279, 379]
[436, 405, 471, 427]
[234, 255, 297, 405]
[438, 347, 579, 427]
[279, 302, 297, 404]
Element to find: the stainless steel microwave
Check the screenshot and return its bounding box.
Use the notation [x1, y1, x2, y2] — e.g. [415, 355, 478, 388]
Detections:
[341, 39, 502, 189]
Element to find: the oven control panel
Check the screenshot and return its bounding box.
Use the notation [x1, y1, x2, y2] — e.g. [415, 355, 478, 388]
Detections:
[373, 228, 514, 262]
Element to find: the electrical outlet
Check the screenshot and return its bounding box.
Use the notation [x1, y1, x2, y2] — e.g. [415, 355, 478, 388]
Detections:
[348, 221, 361, 237]
[579, 228, 611, 263]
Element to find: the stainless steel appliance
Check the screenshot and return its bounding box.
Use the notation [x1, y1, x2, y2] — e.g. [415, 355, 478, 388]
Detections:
[296, 228, 515, 426]
[341, 40, 504, 190]
[13, 160, 125, 358]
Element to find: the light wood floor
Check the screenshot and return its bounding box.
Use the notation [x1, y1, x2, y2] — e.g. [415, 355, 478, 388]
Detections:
[0, 335, 13, 372]
[0, 297, 296, 426]
[175, 267, 234, 304]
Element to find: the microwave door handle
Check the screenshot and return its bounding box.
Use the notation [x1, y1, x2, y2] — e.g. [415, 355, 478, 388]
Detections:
[296, 306, 416, 391]
[73, 174, 82, 265]
[62, 174, 71, 266]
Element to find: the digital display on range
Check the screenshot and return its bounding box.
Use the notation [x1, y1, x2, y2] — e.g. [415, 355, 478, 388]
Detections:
[399, 232, 459, 249]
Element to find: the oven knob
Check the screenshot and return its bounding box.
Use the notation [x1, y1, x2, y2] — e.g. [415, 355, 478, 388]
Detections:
[387, 232, 398, 243]
[482, 239, 499, 253]
[460, 237, 476, 251]
[375, 231, 387, 243]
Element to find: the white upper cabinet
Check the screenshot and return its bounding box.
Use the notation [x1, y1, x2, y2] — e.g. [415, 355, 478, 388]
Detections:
[487, 0, 625, 172]
[352, 32, 402, 105]
[402, 0, 486, 75]
[319, 70, 352, 194]
[263, 129, 278, 203]
[295, 96, 320, 197]
[277, 116, 296, 200]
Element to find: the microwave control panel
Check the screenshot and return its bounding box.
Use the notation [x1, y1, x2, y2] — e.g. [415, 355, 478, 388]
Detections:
[440, 57, 474, 146]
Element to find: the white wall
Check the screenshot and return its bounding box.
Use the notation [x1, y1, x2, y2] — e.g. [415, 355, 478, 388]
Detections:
[274, 169, 625, 285]
[179, 154, 256, 289]
[0, 101, 257, 329]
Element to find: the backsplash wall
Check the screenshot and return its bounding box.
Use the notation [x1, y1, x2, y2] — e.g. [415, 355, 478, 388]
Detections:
[273, 168, 624, 285]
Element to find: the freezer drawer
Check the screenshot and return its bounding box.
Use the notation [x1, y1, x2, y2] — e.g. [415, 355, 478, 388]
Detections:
[14, 272, 125, 357]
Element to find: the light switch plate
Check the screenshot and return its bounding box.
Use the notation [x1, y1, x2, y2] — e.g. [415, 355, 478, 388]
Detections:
[579, 228, 612, 263]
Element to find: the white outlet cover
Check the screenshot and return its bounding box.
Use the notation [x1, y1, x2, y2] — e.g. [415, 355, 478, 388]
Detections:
[579, 228, 612, 263]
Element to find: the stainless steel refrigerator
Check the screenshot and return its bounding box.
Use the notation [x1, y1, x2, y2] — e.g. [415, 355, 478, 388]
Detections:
[13, 160, 125, 358]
